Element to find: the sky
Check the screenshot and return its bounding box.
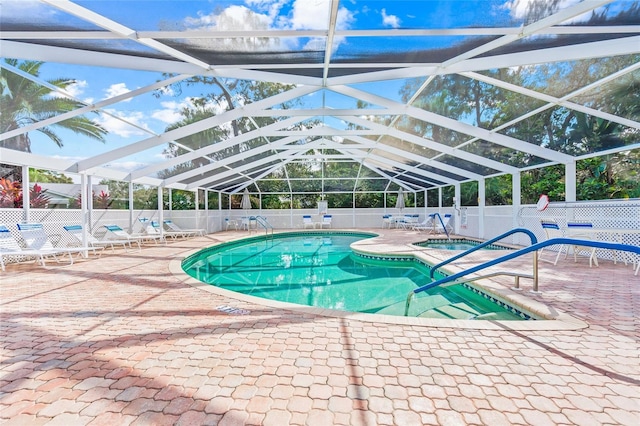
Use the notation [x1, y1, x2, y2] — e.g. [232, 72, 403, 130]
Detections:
[2, 0, 605, 176]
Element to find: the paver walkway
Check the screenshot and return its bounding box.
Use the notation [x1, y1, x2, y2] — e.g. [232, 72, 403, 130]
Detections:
[1, 229, 638, 425]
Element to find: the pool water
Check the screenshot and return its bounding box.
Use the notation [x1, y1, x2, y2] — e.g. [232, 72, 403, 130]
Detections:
[416, 239, 511, 251]
[182, 232, 527, 320]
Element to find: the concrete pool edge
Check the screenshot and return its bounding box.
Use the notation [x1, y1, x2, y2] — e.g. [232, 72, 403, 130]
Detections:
[169, 231, 588, 331]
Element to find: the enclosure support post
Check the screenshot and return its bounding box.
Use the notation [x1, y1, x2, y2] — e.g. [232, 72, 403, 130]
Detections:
[512, 172, 521, 245]
[22, 165, 30, 223]
[565, 161, 576, 203]
[128, 181, 134, 231]
[478, 177, 485, 240]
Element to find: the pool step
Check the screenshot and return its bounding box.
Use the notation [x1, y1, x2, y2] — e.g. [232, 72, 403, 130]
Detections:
[377, 296, 498, 320]
[417, 302, 481, 319]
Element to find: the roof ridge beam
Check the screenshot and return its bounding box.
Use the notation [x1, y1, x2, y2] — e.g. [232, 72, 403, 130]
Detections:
[333, 85, 572, 163]
[344, 115, 518, 173]
[72, 85, 318, 173]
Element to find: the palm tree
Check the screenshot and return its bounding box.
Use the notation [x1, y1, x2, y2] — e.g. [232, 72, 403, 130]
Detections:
[0, 58, 107, 152]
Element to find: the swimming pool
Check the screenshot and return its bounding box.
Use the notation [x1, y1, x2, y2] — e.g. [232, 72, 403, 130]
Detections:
[415, 238, 512, 251]
[182, 232, 530, 320]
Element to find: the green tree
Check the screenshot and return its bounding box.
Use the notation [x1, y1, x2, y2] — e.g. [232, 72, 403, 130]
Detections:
[29, 169, 73, 183]
[0, 59, 107, 152]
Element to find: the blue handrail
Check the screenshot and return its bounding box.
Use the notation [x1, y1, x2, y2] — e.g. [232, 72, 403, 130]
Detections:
[415, 237, 640, 294]
[429, 228, 538, 279]
[430, 213, 450, 239]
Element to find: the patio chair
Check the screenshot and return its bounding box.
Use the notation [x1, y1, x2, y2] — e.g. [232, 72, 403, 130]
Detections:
[412, 215, 435, 232]
[0, 224, 56, 271]
[320, 214, 332, 228]
[566, 221, 598, 267]
[382, 214, 393, 229]
[539, 219, 566, 265]
[144, 221, 179, 240]
[16, 223, 100, 264]
[302, 215, 316, 229]
[103, 225, 157, 247]
[164, 220, 205, 236]
[64, 225, 133, 252]
[434, 214, 453, 234]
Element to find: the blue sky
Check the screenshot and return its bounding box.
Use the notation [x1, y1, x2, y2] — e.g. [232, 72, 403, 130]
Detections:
[4, 0, 601, 175]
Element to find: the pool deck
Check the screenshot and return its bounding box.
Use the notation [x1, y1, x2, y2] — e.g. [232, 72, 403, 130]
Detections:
[1, 228, 638, 425]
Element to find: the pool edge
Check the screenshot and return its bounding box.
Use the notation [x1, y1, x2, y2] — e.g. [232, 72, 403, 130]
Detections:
[169, 232, 588, 331]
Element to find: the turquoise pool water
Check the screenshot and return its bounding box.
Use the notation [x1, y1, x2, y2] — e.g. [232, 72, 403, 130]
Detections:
[182, 232, 528, 320]
[416, 239, 512, 251]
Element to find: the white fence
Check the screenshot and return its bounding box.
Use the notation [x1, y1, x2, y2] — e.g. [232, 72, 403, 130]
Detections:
[1, 199, 638, 264]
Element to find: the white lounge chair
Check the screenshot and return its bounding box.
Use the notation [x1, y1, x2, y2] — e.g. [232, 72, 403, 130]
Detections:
[164, 220, 205, 236]
[412, 215, 435, 232]
[0, 224, 56, 271]
[64, 225, 133, 252]
[320, 214, 332, 228]
[302, 215, 316, 229]
[147, 221, 185, 240]
[16, 223, 99, 265]
[103, 224, 158, 247]
[540, 219, 566, 265]
[433, 214, 453, 234]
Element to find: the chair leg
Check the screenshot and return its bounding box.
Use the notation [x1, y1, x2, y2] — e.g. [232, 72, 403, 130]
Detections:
[553, 248, 562, 266]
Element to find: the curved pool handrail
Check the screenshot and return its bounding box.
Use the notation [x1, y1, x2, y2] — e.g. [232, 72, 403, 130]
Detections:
[416, 237, 640, 295]
[429, 228, 538, 279]
[430, 213, 450, 239]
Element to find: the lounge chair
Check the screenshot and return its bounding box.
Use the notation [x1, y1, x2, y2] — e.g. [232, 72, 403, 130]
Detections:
[434, 214, 453, 234]
[103, 224, 158, 247]
[16, 223, 99, 265]
[302, 215, 316, 229]
[566, 221, 598, 267]
[164, 220, 205, 236]
[320, 214, 332, 228]
[64, 225, 134, 252]
[0, 224, 55, 271]
[382, 214, 393, 229]
[540, 219, 566, 265]
[146, 221, 185, 240]
[412, 215, 435, 232]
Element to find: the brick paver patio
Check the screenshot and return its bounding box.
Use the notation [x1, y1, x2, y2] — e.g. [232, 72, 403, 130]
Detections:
[1, 229, 638, 425]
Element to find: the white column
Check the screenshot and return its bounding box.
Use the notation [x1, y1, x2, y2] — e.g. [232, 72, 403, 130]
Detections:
[204, 189, 209, 233]
[128, 181, 134, 232]
[157, 186, 164, 238]
[22, 165, 30, 223]
[81, 173, 88, 245]
[454, 184, 461, 234]
[87, 174, 93, 235]
[478, 178, 485, 239]
[512, 172, 522, 244]
[194, 189, 199, 230]
[565, 161, 577, 202]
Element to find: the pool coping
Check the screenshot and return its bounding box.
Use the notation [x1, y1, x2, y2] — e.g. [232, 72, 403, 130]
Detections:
[169, 230, 588, 331]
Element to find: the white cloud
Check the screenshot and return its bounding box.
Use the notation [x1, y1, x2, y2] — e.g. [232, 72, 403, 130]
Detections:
[151, 97, 228, 125]
[381, 9, 401, 29]
[104, 83, 132, 102]
[64, 80, 88, 99]
[180, 0, 354, 52]
[95, 109, 149, 138]
[104, 161, 149, 172]
[504, 0, 582, 20]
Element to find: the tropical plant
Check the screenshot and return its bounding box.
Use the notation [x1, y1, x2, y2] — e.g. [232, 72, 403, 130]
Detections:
[93, 190, 111, 209]
[0, 59, 107, 152]
[0, 178, 50, 208]
[29, 183, 51, 208]
[0, 177, 22, 208]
